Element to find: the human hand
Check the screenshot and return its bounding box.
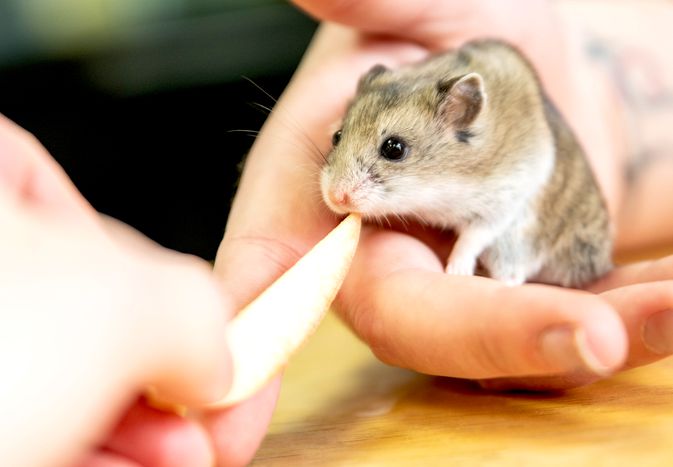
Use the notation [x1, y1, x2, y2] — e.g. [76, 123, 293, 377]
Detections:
[0, 114, 277, 467]
[217, 0, 673, 393]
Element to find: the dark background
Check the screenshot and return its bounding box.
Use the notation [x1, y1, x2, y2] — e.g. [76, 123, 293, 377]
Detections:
[0, 0, 317, 260]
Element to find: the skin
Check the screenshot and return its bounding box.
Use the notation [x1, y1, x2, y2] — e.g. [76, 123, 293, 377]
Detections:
[5, 1, 673, 465]
[219, 0, 673, 394]
[0, 114, 278, 467]
[561, 0, 673, 251]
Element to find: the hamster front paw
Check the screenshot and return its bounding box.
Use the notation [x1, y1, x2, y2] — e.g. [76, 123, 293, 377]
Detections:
[445, 257, 476, 276]
[496, 273, 526, 287]
[484, 259, 527, 286]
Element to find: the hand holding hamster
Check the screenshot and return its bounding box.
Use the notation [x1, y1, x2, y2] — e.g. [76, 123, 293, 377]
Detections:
[321, 40, 612, 287]
[225, 0, 673, 393]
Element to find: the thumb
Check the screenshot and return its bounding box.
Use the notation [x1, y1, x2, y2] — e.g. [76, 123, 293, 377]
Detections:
[90, 215, 235, 408]
[140, 254, 234, 408]
[291, 0, 556, 51]
[0, 114, 97, 223]
[292, 0, 439, 38]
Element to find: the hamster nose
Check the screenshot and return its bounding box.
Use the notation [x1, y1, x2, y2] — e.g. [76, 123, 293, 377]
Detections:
[328, 190, 351, 208]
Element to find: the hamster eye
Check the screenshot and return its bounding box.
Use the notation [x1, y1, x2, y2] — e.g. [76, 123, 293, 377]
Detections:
[380, 137, 408, 161]
[332, 129, 342, 147]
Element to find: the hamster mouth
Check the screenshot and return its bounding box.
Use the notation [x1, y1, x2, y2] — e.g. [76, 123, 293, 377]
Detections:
[324, 186, 366, 215]
[328, 190, 350, 207]
[324, 197, 355, 215]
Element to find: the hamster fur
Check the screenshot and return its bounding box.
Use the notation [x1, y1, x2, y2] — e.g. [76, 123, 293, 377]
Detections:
[320, 39, 612, 287]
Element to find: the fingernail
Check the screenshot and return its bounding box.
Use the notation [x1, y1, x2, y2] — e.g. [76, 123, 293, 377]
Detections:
[539, 326, 613, 376]
[144, 387, 188, 417]
[642, 310, 673, 355]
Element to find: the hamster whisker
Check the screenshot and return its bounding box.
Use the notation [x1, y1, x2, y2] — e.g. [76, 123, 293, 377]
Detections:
[233, 125, 324, 167]
[250, 101, 274, 115]
[227, 129, 260, 138]
[307, 183, 329, 216]
[365, 159, 378, 176]
[242, 75, 279, 104]
[248, 102, 328, 166]
[243, 78, 329, 166]
[378, 174, 415, 183]
[369, 216, 383, 229]
[295, 161, 322, 178]
[370, 213, 393, 229]
[392, 212, 410, 230]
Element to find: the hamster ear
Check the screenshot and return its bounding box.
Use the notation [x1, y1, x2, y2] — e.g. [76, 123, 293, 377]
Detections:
[436, 72, 486, 128]
[357, 64, 388, 91]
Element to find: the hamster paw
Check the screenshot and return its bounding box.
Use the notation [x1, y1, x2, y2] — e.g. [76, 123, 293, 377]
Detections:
[501, 276, 526, 287]
[490, 269, 526, 287]
[445, 258, 476, 276]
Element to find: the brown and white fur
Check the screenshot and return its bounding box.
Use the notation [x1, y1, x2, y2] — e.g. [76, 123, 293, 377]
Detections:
[320, 40, 612, 287]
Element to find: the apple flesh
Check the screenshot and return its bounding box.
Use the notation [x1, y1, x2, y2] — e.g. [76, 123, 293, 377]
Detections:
[149, 213, 361, 410]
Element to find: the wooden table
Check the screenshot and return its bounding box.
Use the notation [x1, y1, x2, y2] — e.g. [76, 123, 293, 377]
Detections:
[253, 307, 673, 466]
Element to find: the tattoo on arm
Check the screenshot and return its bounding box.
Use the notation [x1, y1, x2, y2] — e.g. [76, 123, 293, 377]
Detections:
[586, 36, 673, 183]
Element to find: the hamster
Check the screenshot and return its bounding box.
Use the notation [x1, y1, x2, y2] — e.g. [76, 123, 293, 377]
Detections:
[320, 39, 612, 287]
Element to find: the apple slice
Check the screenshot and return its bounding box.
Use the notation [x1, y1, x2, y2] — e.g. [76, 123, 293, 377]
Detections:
[148, 213, 361, 411]
[212, 213, 361, 407]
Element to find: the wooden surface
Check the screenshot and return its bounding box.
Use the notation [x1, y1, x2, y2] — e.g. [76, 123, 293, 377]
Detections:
[253, 308, 673, 466]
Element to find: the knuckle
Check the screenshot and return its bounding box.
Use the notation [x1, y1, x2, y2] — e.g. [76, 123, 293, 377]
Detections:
[225, 234, 304, 276]
[472, 331, 517, 378]
[217, 233, 307, 309]
[334, 289, 405, 368]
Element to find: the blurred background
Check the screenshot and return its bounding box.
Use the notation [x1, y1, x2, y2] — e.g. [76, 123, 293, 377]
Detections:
[0, 0, 317, 259]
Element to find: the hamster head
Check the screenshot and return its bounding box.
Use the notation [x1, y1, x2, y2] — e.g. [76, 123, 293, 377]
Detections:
[320, 64, 490, 220]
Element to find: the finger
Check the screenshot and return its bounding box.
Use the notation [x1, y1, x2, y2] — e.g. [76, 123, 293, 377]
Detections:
[589, 256, 673, 292]
[76, 451, 142, 467]
[476, 373, 606, 392]
[337, 226, 628, 380]
[600, 281, 673, 367]
[293, 0, 444, 42]
[139, 255, 233, 408]
[0, 114, 96, 222]
[292, 0, 556, 51]
[102, 400, 213, 467]
[482, 257, 673, 391]
[201, 376, 281, 467]
[477, 280, 673, 392]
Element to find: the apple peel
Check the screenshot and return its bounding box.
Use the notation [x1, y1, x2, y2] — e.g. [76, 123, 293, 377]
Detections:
[215, 213, 361, 407]
[148, 213, 361, 411]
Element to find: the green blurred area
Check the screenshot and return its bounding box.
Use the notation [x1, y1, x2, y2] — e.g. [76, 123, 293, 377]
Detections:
[2, 0, 285, 56]
[0, 0, 315, 94]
